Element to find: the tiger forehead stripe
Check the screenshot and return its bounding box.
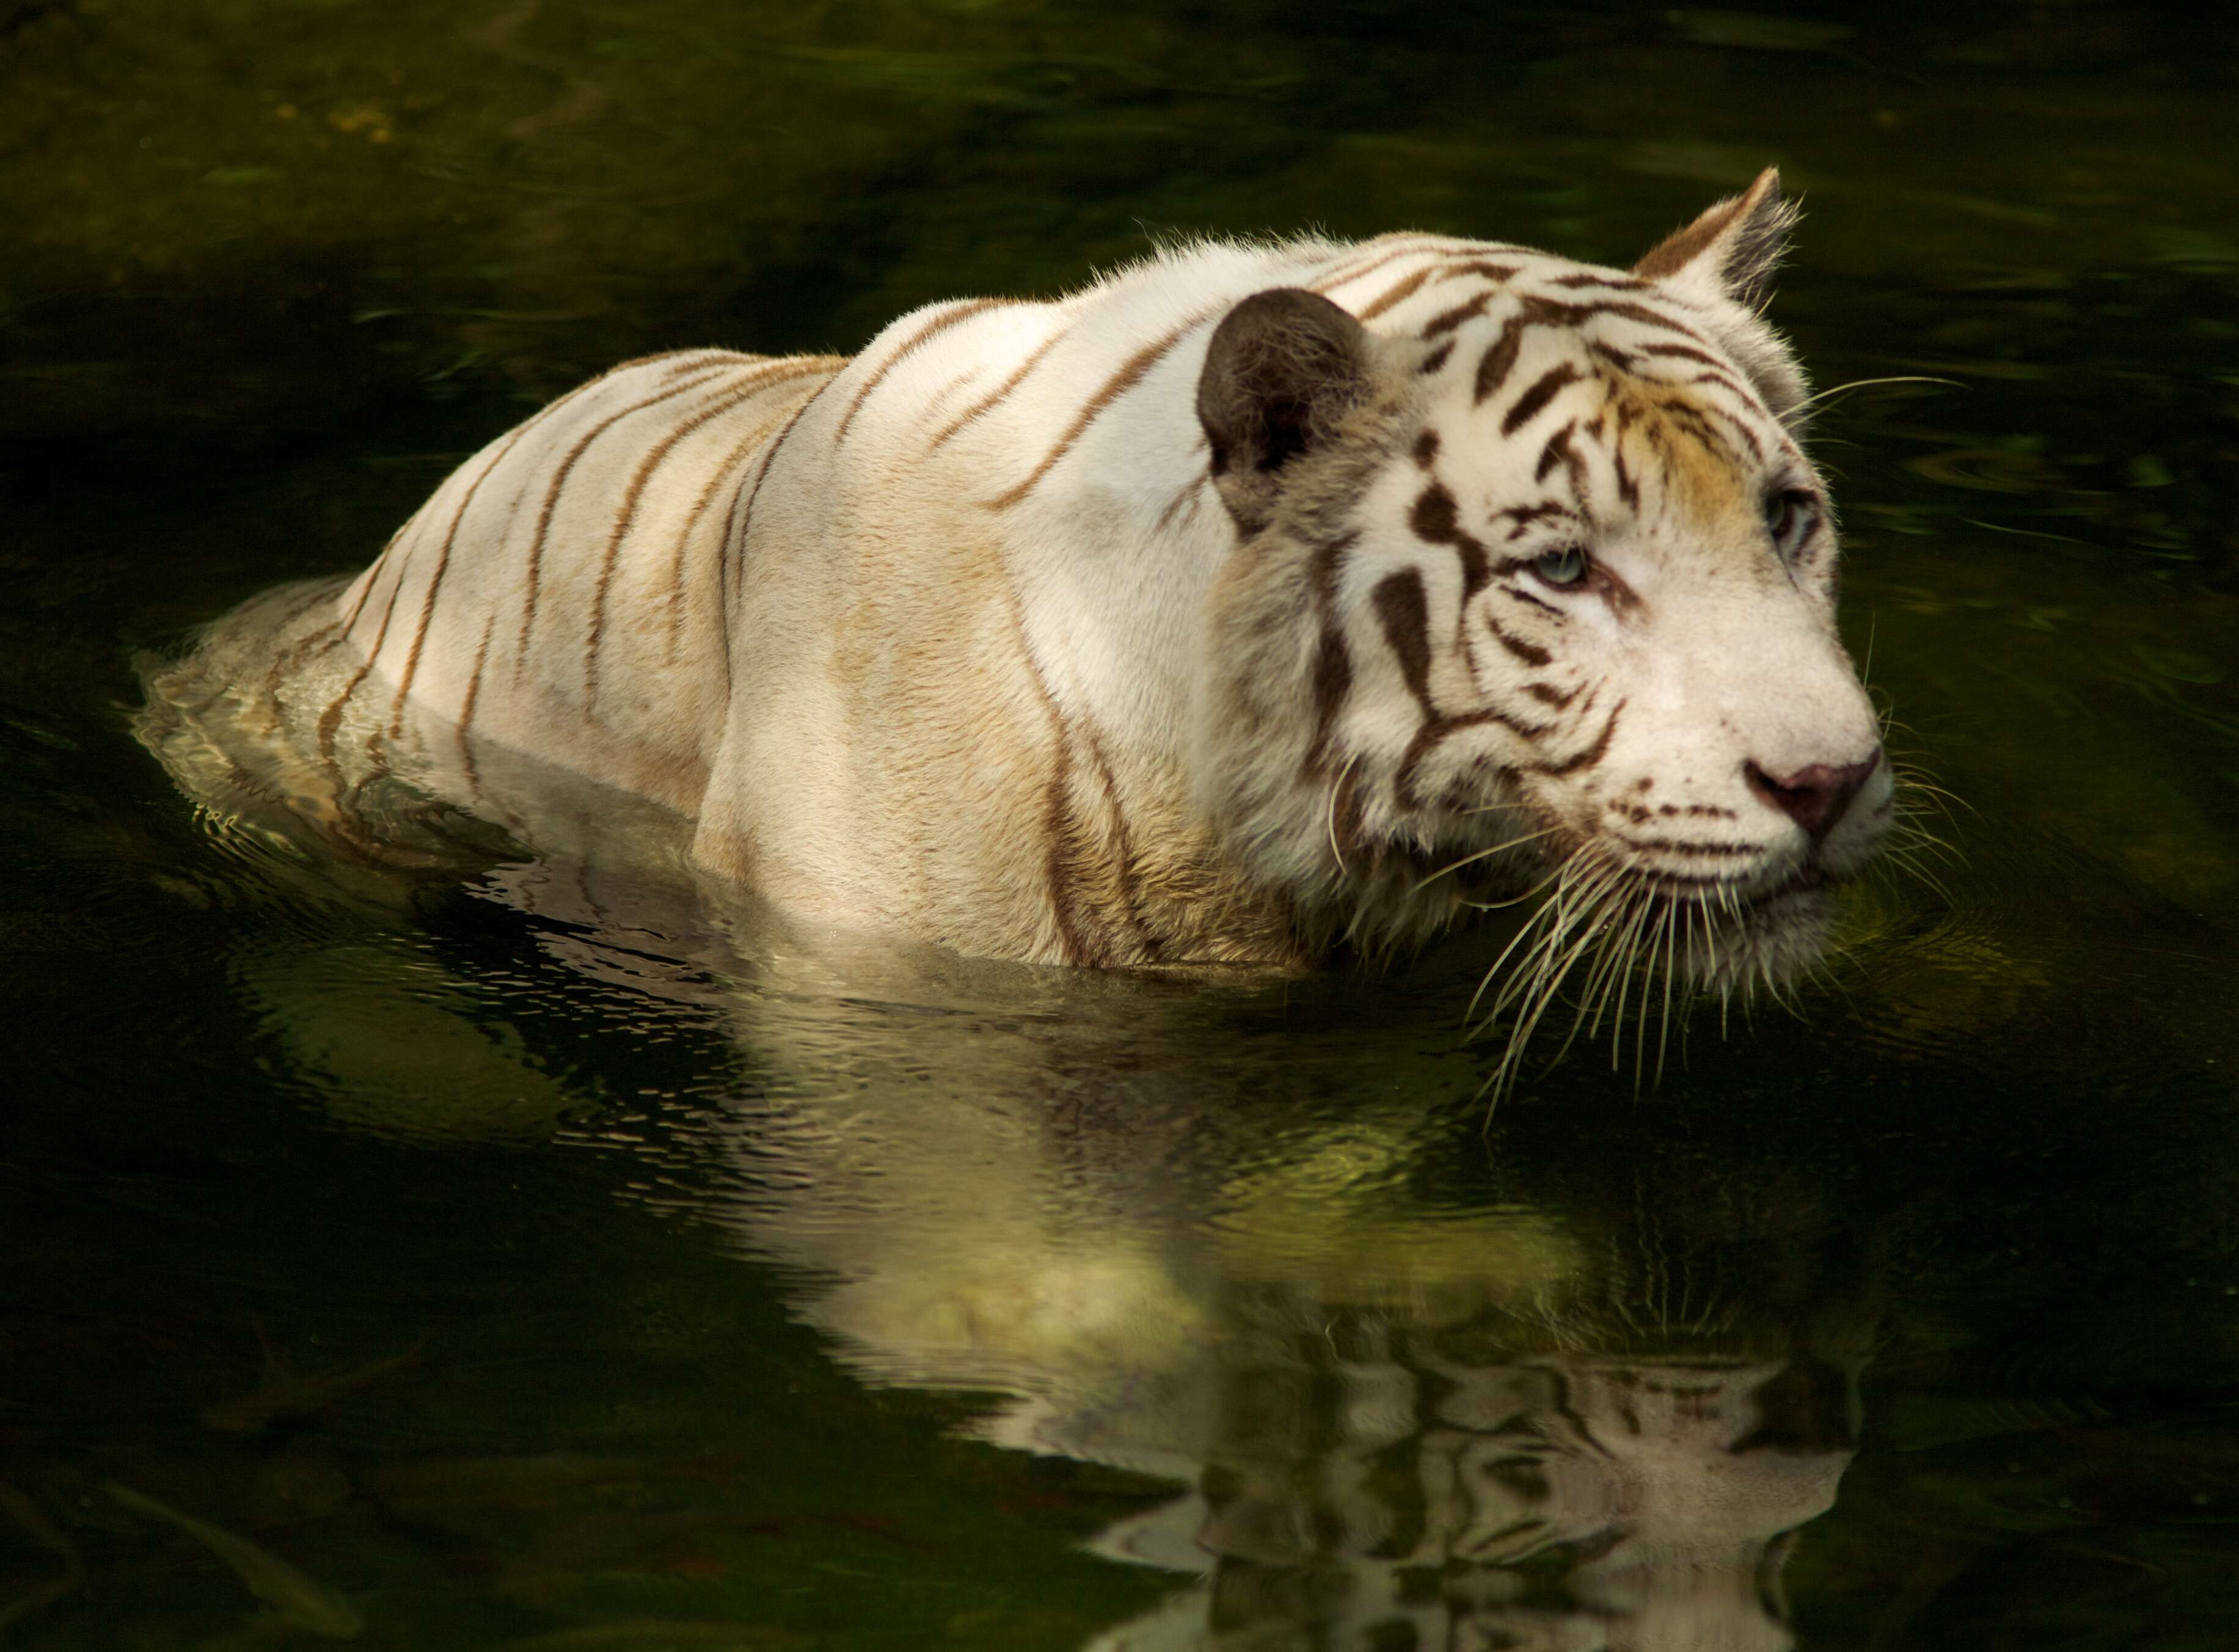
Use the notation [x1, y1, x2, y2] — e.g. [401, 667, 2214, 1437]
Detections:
[1548, 271, 1649, 292]
[1471, 293, 1717, 408]
[1362, 258, 1525, 329]
[1535, 421, 1587, 497]
[1501, 363, 1582, 435]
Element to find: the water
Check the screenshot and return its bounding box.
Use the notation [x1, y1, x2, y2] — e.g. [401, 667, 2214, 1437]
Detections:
[5, 1, 2238, 1645]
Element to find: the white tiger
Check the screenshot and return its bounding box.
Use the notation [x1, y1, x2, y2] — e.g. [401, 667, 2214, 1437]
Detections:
[161, 169, 1891, 1012]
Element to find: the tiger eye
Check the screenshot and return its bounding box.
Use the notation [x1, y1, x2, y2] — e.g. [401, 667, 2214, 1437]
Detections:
[1533, 546, 1588, 588]
[1764, 488, 1817, 554]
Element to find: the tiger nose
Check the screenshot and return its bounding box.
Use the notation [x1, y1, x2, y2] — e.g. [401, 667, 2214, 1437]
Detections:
[1744, 750, 1882, 842]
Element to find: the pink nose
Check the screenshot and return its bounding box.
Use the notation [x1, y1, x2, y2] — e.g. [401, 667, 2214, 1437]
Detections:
[1745, 751, 1882, 842]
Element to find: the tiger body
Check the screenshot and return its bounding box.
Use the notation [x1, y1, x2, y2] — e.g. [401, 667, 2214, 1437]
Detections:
[222, 171, 1893, 985]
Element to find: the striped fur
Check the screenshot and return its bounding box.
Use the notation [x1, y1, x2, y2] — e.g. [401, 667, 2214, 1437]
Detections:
[155, 169, 1892, 1008]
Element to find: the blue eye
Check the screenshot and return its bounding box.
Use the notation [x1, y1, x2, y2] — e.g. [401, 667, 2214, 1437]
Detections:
[1533, 546, 1588, 588]
[1765, 488, 1819, 555]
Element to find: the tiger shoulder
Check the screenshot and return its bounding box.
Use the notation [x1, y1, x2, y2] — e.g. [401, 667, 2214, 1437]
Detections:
[192, 169, 1894, 998]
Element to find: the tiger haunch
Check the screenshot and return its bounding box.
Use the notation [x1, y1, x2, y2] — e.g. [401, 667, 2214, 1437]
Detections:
[175, 168, 1893, 1003]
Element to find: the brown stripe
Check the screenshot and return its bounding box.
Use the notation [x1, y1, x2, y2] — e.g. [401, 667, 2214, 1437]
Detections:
[1395, 704, 1546, 808]
[1533, 421, 1572, 482]
[1692, 395, 1767, 459]
[260, 580, 351, 703]
[928, 322, 1071, 451]
[1535, 422, 1587, 502]
[1497, 499, 1580, 537]
[1588, 298, 1712, 344]
[317, 559, 406, 759]
[585, 368, 810, 711]
[1408, 482, 1489, 597]
[984, 307, 1219, 511]
[1485, 616, 1552, 667]
[1524, 679, 1577, 707]
[1372, 571, 1435, 717]
[327, 368, 618, 664]
[833, 298, 1009, 447]
[1502, 364, 1581, 435]
[996, 582, 1103, 966]
[1042, 741, 1093, 965]
[1661, 401, 1734, 461]
[456, 611, 497, 797]
[1423, 290, 1492, 340]
[1306, 529, 1359, 770]
[387, 421, 532, 736]
[1637, 341, 1726, 370]
[1530, 698, 1624, 777]
[724, 384, 827, 609]
[1472, 321, 1525, 406]
[1549, 271, 1648, 291]
[667, 393, 819, 664]
[657, 349, 742, 379]
[1612, 447, 1639, 512]
[1355, 265, 1437, 321]
[1078, 722, 1157, 959]
[1412, 429, 1440, 468]
[1306, 241, 1442, 296]
[514, 365, 734, 675]
[1441, 259, 1521, 285]
[1419, 340, 1455, 376]
[327, 521, 409, 648]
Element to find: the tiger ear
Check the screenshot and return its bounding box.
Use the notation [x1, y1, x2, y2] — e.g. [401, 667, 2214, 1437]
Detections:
[1197, 287, 1375, 536]
[1632, 167, 1796, 311]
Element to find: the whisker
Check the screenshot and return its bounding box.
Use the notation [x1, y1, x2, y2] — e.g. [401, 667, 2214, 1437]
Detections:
[1654, 899, 1680, 1087]
[1794, 373, 1960, 412]
[1409, 825, 1565, 893]
[1323, 751, 1361, 880]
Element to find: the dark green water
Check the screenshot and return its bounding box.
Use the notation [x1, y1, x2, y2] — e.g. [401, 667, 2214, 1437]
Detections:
[6, 2, 2239, 1647]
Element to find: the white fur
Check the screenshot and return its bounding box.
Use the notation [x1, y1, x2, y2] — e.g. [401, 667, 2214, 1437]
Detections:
[211, 186, 1889, 979]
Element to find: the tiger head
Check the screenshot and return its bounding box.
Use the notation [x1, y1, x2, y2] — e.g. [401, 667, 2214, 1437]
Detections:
[1195, 172, 1891, 1025]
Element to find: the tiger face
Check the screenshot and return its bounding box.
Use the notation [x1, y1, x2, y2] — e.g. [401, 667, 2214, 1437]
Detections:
[1197, 172, 1890, 1021]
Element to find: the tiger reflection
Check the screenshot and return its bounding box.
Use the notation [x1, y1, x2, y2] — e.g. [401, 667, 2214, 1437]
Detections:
[1147, 1328, 1857, 1652]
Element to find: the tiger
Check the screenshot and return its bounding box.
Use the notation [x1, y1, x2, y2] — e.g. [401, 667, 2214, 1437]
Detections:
[152, 167, 1891, 1029]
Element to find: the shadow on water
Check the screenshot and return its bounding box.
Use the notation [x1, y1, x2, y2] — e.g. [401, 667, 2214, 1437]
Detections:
[5, 0, 2239, 1646]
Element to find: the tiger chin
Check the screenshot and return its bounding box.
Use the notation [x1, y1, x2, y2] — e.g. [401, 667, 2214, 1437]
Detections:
[148, 167, 1893, 1064]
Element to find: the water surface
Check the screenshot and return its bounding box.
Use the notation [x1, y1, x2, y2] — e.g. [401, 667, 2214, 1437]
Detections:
[4, 2, 2238, 1647]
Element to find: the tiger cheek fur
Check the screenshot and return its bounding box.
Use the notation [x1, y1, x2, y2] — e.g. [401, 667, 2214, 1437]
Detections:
[150, 166, 1891, 1029]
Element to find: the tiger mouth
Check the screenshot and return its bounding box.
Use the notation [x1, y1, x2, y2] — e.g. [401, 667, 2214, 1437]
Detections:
[1640, 863, 1837, 916]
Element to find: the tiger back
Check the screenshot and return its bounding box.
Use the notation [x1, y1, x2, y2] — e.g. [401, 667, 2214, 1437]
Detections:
[150, 168, 1893, 1007]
